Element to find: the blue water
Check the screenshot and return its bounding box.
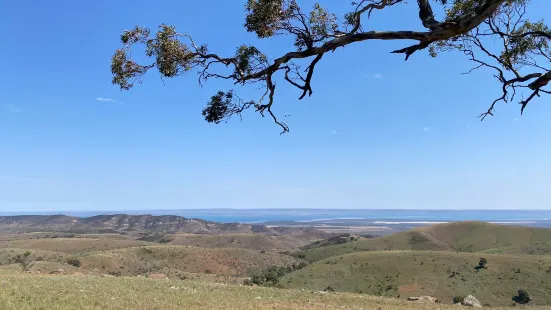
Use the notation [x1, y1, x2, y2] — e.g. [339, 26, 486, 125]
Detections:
[6, 209, 550, 224]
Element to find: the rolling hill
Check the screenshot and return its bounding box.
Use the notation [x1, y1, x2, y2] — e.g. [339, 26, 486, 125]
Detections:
[282, 250, 551, 306]
[298, 221, 551, 262]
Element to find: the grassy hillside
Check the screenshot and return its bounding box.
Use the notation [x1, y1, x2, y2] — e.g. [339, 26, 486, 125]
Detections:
[164, 233, 316, 251]
[282, 251, 551, 306]
[482, 241, 551, 255]
[299, 222, 551, 262]
[0, 238, 151, 253]
[80, 245, 301, 277]
[0, 244, 301, 278]
[0, 270, 547, 310]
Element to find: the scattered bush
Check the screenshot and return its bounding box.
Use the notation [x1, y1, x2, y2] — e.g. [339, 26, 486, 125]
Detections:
[453, 296, 465, 304]
[66, 257, 81, 267]
[243, 279, 253, 286]
[260, 250, 266, 254]
[514, 289, 531, 304]
[292, 252, 306, 259]
[12, 251, 33, 272]
[324, 285, 335, 292]
[140, 248, 154, 255]
[479, 257, 488, 268]
[249, 263, 308, 287]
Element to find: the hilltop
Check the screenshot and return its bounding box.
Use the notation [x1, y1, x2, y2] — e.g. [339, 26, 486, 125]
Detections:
[298, 221, 551, 262]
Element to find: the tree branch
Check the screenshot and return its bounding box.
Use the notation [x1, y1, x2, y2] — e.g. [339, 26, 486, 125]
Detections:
[114, 0, 544, 133]
[417, 0, 440, 29]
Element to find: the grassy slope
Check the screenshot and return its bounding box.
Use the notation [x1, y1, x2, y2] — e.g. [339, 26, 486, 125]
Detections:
[0, 271, 547, 310]
[79, 245, 301, 277]
[299, 222, 551, 262]
[282, 251, 551, 307]
[0, 238, 152, 253]
[165, 233, 313, 251]
[482, 241, 551, 255]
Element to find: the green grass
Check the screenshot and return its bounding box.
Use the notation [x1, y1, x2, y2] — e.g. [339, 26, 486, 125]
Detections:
[0, 271, 547, 310]
[281, 250, 551, 307]
[298, 222, 551, 262]
[481, 241, 551, 255]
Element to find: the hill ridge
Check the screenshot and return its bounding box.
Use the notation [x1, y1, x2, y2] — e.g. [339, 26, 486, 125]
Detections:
[0, 214, 319, 236]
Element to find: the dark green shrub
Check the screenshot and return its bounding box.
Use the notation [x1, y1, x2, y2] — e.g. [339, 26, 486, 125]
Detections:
[479, 257, 488, 268]
[514, 289, 531, 304]
[453, 296, 465, 304]
[293, 252, 306, 259]
[66, 257, 81, 267]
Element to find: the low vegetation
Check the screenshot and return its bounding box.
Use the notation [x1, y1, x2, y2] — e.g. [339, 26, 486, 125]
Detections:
[245, 262, 309, 287]
[1, 220, 551, 307]
[298, 222, 551, 262]
[281, 251, 551, 306]
[12, 251, 34, 271]
[0, 270, 548, 310]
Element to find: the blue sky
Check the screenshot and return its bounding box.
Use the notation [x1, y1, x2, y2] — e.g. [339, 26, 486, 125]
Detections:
[1, 0, 550, 211]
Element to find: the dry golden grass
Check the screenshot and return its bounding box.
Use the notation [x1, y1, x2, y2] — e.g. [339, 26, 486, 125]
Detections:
[1, 238, 151, 253]
[0, 271, 546, 310]
[165, 233, 311, 251]
[79, 245, 301, 277]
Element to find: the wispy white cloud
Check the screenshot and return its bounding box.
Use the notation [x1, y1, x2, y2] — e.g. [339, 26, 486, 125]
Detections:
[363, 73, 384, 80]
[2, 104, 21, 113]
[371, 73, 384, 80]
[423, 127, 432, 132]
[331, 129, 338, 134]
[96, 97, 125, 105]
[0, 176, 46, 182]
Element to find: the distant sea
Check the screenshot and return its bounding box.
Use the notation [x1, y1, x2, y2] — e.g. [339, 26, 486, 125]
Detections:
[3, 209, 551, 225]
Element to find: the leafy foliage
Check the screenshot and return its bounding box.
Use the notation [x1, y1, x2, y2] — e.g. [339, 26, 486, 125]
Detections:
[112, 0, 550, 133]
